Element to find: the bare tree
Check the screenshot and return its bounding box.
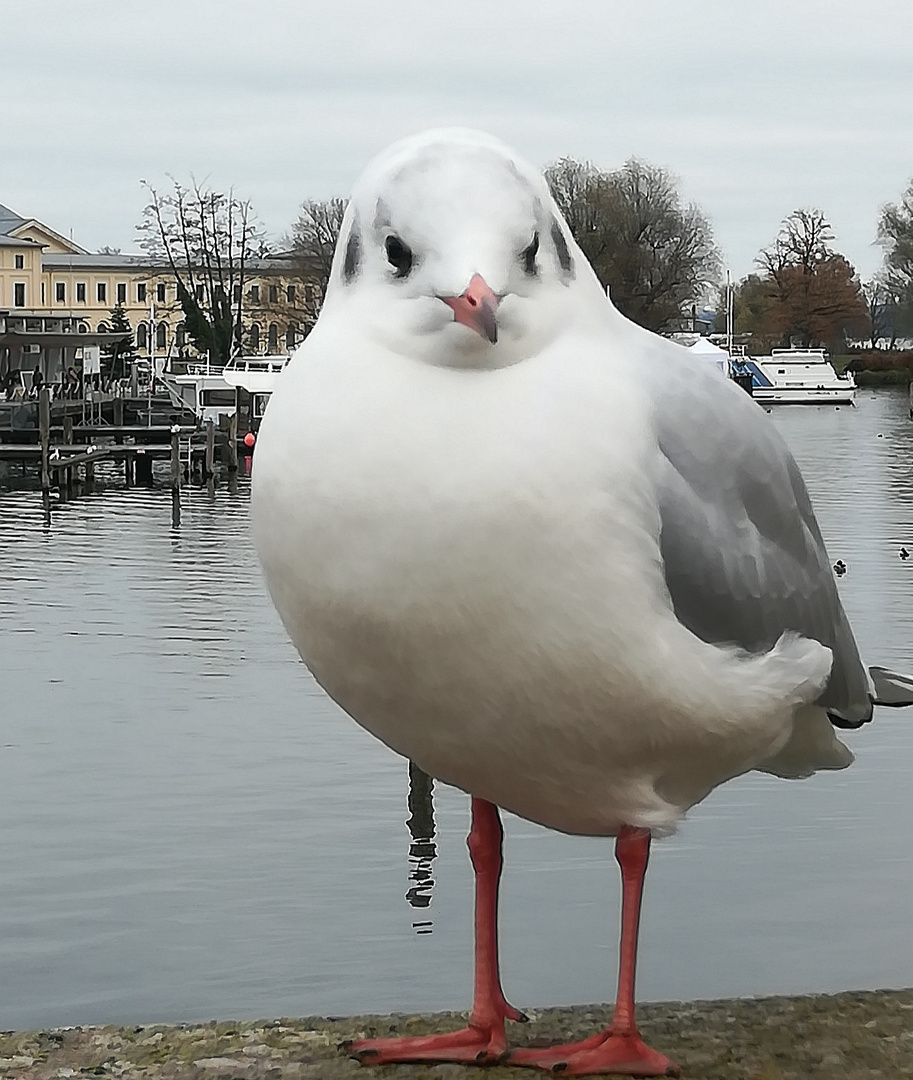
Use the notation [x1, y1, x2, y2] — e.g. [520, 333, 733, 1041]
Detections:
[877, 180, 913, 340]
[759, 208, 834, 278]
[289, 197, 348, 300]
[862, 278, 901, 350]
[137, 178, 271, 364]
[546, 158, 720, 333]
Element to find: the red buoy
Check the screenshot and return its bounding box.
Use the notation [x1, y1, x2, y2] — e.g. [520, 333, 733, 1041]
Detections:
[243, 431, 256, 449]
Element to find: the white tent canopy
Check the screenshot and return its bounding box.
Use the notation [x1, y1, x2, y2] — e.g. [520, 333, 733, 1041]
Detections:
[688, 337, 729, 360]
[687, 337, 729, 373]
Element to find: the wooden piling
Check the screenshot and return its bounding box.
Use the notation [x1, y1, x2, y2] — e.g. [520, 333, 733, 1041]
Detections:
[113, 397, 124, 443]
[204, 420, 215, 479]
[39, 387, 51, 498]
[170, 428, 181, 527]
[62, 414, 74, 447]
[227, 411, 239, 473]
[135, 449, 153, 486]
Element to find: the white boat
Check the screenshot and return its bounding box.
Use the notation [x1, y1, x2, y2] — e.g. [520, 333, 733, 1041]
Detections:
[160, 363, 236, 424]
[160, 354, 291, 426]
[222, 354, 290, 427]
[729, 348, 856, 405]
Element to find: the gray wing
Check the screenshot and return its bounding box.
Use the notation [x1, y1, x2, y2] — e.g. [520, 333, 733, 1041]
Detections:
[644, 349, 871, 727]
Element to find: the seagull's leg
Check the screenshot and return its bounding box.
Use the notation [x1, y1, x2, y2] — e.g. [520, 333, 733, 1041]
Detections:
[510, 827, 679, 1077]
[345, 796, 525, 1066]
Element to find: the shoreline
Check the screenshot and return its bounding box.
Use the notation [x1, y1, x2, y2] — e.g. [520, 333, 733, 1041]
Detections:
[3, 989, 913, 1079]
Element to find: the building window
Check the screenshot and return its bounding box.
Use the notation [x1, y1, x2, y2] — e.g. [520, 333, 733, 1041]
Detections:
[156, 283, 166, 303]
[269, 285, 278, 304]
[155, 322, 167, 350]
[136, 322, 147, 349]
[97, 321, 110, 332]
[233, 284, 242, 304]
[76, 282, 86, 303]
[55, 282, 66, 303]
[249, 323, 260, 351]
[286, 284, 296, 303]
[305, 283, 318, 305]
[97, 282, 107, 303]
[286, 323, 298, 351]
[14, 282, 25, 307]
[116, 282, 127, 305]
[175, 323, 186, 349]
[250, 284, 260, 304]
[14, 254, 24, 269]
[41, 282, 46, 305]
[136, 282, 146, 303]
[268, 323, 278, 352]
[195, 284, 204, 302]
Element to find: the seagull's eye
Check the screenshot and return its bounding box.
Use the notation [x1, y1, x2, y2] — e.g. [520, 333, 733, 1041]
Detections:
[384, 235, 413, 278]
[521, 232, 539, 276]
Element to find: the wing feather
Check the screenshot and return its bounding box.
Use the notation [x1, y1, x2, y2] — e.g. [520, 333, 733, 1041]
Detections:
[645, 351, 871, 726]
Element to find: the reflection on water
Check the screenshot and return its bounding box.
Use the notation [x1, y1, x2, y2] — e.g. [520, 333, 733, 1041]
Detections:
[1, 389, 913, 1032]
[405, 762, 437, 930]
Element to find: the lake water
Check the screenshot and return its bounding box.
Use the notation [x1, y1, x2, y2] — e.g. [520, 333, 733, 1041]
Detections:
[2, 388, 913, 1032]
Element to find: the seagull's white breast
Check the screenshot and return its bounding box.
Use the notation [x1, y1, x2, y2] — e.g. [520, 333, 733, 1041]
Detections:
[253, 324, 832, 835]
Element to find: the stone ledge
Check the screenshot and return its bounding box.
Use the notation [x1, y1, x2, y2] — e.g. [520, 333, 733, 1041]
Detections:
[3, 989, 913, 1080]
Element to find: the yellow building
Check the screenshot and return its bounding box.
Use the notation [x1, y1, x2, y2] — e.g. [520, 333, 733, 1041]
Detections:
[0, 202, 316, 385]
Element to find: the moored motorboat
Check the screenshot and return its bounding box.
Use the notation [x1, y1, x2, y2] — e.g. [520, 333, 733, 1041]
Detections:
[730, 348, 856, 404]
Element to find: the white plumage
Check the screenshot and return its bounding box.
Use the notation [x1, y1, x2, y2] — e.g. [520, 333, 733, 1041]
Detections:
[253, 128, 858, 838]
[250, 127, 913, 1075]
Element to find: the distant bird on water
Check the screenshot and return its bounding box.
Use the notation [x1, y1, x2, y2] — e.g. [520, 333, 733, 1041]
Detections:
[251, 129, 913, 1076]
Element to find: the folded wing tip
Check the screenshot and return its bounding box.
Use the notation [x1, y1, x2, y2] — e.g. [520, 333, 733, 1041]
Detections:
[869, 665, 913, 708]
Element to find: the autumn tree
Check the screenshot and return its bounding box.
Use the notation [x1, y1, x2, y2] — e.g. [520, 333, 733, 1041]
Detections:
[743, 209, 869, 350]
[877, 179, 913, 340]
[546, 157, 720, 332]
[137, 179, 271, 365]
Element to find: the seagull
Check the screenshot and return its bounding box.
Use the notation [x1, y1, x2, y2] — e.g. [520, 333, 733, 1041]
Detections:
[251, 129, 913, 1076]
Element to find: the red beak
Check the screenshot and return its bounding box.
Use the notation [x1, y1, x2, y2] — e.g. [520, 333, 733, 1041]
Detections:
[441, 274, 500, 343]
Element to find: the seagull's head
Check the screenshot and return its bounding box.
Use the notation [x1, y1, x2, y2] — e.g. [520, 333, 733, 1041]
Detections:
[322, 129, 597, 370]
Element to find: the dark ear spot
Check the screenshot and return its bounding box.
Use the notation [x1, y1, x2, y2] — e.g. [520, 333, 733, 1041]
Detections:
[550, 218, 574, 277]
[343, 227, 361, 283]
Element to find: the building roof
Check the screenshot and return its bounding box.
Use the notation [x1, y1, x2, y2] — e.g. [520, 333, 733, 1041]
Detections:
[0, 234, 42, 248]
[0, 202, 88, 254]
[41, 252, 302, 274]
[0, 203, 26, 235]
[42, 252, 154, 270]
[13, 219, 88, 255]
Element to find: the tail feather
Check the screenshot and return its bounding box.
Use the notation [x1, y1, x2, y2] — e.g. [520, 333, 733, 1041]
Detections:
[869, 666, 913, 707]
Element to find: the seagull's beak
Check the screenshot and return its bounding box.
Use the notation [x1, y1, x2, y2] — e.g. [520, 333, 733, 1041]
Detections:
[440, 274, 500, 344]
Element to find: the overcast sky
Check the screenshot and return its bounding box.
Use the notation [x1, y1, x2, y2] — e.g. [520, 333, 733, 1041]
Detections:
[3, 0, 912, 283]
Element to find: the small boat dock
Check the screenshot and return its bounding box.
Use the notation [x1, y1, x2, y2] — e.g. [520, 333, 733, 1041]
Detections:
[0, 387, 249, 524]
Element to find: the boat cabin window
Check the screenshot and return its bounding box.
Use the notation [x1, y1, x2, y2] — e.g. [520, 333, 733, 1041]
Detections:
[201, 389, 237, 407]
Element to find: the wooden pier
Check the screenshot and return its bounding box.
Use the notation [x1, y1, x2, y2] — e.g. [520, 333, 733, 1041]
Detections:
[0, 388, 247, 523]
